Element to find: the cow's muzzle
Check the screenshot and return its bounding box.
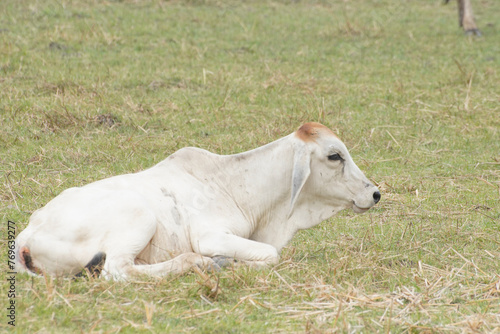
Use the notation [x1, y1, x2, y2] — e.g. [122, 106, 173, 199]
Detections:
[352, 189, 381, 213]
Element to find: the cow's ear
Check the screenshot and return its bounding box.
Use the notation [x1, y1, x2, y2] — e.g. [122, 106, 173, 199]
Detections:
[289, 145, 311, 217]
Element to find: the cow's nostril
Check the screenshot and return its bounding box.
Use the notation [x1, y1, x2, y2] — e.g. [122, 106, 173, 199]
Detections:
[373, 191, 381, 204]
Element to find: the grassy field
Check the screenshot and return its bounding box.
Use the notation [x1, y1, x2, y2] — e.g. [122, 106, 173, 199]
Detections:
[1, 0, 499, 332]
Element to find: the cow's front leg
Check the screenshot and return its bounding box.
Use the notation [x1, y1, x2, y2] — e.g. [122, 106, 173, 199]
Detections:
[195, 233, 279, 268]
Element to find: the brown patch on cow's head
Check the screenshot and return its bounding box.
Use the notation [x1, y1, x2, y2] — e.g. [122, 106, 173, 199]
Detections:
[295, 122, 338, 142]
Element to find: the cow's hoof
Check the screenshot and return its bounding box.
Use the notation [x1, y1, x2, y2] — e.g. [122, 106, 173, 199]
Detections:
[205, 262, 222, 273]
[465, 29, 482, 36]
[194, 260, 220, 273]
[212, 256, 237, 268]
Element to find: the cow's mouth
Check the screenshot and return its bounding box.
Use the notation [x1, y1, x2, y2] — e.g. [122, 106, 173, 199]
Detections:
[352, 202, 370, 214]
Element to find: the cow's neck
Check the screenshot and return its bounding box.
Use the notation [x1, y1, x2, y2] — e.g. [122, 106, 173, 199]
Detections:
[222, 135, 293, 217]
[218, 135, 328, 251]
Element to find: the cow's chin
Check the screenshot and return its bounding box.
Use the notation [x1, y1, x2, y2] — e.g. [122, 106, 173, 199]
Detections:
[352, 203, 371, 214]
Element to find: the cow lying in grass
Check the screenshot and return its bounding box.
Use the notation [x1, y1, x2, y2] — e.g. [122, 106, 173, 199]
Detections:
[15, 122, 380, 280]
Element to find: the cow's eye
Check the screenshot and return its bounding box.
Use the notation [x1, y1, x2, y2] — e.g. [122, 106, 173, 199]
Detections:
[327, 153, 343, 161]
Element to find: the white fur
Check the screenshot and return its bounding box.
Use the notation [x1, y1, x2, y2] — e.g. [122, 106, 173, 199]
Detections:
[15, 123, 380, 280]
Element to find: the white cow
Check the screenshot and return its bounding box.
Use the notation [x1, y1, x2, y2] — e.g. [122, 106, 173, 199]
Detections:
[15, 122, 380, 280]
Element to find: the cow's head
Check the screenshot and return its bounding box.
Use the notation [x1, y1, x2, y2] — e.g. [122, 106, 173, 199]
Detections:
[290, 122, 380, 216]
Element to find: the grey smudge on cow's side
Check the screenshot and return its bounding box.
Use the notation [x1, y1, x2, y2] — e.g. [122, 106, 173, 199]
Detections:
[171, 207, 181, 225]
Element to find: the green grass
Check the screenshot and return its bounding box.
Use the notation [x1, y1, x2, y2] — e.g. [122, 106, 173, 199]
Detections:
[1, 0, 499, 332]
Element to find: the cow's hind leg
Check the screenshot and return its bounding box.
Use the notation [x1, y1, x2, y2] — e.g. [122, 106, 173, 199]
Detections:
[102, 253, 218, 280]
[134, 253, 219, 276]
